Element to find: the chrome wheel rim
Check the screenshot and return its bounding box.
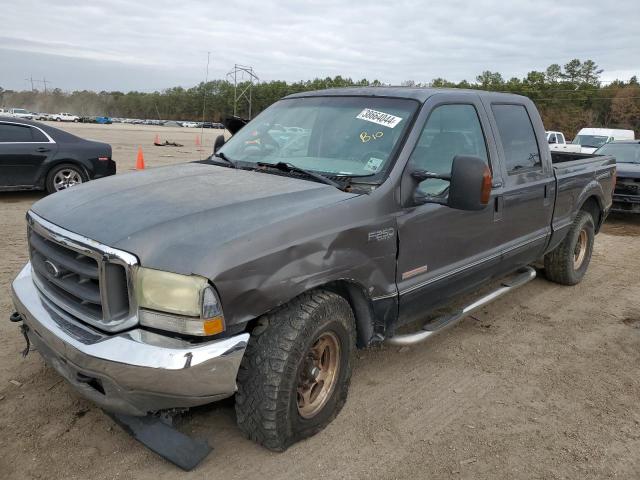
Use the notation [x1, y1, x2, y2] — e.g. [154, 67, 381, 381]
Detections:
[297, 331, 341, 419]
[574, 229, 588, 269]
[53, 169, 82, 191]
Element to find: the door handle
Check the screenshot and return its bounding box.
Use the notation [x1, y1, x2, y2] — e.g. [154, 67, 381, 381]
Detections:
[493, 195, 504, 221]
[36, 147, 50, 152]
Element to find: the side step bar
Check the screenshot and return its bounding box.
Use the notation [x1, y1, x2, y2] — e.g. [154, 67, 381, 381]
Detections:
[386, 266, 537, 346]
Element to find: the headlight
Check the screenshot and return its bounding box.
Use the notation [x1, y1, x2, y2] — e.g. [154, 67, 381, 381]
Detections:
[134, 267, 225, 336]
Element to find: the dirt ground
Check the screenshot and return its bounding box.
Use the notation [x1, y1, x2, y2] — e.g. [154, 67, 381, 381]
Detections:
[1, 122, 639, 479]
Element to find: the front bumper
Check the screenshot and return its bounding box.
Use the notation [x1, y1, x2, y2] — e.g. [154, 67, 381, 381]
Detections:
[11, 263, 249, 416]
[612, 193, 640, 214]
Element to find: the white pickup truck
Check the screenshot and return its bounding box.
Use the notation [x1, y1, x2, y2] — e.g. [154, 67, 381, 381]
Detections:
[50, 112, 80, 122]
[546, 131, 582, 153]
[4, 108, 35, 120]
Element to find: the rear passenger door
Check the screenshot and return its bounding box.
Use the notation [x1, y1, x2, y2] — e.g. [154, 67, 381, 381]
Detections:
[481, 102, 555, 274]
[0, 122, 55, 187]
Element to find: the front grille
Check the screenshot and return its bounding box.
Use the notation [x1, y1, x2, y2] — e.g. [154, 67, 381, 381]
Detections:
[27, 212, 138, 332]
[615, 178, 640, 196]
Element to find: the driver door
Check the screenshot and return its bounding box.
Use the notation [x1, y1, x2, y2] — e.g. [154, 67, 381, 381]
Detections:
[396, 96, 505, 325]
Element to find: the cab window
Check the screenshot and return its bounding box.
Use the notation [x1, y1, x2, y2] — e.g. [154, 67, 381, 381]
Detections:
[491, 104, 541, 173]
[408, 104, 489, 196]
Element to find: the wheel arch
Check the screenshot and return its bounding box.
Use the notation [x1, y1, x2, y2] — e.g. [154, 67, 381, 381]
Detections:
[321, 280, 378, 348]
[242, 279, 382, 349]
[577, 194, 604, 232]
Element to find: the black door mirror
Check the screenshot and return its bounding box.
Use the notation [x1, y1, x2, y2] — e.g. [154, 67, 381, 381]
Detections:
[213, 135, 225, 153]
[411, 155, 492, 211]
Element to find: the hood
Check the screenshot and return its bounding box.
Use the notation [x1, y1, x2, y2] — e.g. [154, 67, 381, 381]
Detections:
[32, 163, 357, 271]
[616, 162, 640, 179]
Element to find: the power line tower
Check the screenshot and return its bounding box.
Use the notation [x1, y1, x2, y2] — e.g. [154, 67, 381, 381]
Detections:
[226, 64, 259, 119]
[24, 76, 35, 91]
[34, 78, 51, 94]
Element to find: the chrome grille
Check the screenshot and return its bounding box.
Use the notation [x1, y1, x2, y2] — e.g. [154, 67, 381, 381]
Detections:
[27, 211, 139, 332]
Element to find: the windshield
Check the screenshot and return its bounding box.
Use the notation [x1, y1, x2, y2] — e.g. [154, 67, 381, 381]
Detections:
[572, 135, 609, 148]
[14, 109, 27, 114]
[595, 143, 640, 163]
[217, 96, 419, 179]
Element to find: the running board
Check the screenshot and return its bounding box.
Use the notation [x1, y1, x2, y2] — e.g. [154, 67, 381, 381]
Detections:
[386, 266, 536, 346]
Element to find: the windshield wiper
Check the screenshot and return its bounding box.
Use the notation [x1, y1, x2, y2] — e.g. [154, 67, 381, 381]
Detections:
[212, 152, 237, 168]
[256, 162, 340, 188]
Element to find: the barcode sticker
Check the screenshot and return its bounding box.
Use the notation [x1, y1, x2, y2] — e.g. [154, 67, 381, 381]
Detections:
[356, 108, 403, 128]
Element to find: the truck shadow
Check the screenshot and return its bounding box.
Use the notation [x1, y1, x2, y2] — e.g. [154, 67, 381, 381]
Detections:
[603, 213, 640, 236]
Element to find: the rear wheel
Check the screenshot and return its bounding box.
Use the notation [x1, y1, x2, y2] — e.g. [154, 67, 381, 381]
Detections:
[544, 211, 595, 285]
[45, 164, 86, 193]
[235, 290, 355, 451]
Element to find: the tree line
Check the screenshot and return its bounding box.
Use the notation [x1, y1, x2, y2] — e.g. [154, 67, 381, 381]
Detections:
[1, 59, 638, 138]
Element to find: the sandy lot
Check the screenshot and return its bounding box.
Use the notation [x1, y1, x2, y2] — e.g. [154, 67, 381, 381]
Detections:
[1, 122, 639, 479]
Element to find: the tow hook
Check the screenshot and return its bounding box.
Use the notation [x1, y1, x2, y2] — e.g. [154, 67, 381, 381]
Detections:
[10, 312, 30, 357]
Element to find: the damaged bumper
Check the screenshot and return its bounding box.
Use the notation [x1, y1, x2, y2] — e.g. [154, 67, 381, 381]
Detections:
[11, 263, 249, 416]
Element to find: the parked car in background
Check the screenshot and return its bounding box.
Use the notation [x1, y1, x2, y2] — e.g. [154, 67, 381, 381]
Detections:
[9, 88, 615, 464]
[51, 112, 80, 122]
[8, 108, 35, 120]
[572, 128, 635, 154]
[546, 131, 582, 153]
[79, 116, 113, 124]
[595, 140, 640, 213]
[33, 113, 50, 121]
[0, 117, 114, 193]
[182, 121, 198, 128]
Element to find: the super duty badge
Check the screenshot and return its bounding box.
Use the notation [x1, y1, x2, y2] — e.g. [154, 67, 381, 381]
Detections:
[368, 227, 395, 242]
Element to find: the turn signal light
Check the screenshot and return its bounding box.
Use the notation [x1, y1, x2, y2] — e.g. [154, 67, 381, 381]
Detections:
[481, 166, 492, 205]
[203, 316, 225, 335]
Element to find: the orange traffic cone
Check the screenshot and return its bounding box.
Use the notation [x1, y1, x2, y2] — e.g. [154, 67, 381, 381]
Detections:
[195, 135, 201, 147]
[136, 147, 145, 170]
[154, 134, 160, 144]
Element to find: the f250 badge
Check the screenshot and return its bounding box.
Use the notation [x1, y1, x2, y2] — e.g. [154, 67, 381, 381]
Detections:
[368, 227, 395, 242]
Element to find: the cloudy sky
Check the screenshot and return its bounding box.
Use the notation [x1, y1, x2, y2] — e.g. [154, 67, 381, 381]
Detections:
[1, 0, 639, 92]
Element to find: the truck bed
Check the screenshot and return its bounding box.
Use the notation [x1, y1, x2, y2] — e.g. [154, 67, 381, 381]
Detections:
[549, 151, 616, 250]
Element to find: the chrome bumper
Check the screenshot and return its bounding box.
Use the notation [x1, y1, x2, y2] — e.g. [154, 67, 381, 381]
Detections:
[11, 263, 249, 416]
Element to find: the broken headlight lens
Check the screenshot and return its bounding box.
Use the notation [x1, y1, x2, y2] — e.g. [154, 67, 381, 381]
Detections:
[134, 267, 225, 336]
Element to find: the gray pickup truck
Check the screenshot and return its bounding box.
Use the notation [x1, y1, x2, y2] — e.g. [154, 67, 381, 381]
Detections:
[11, 88, 615, 462]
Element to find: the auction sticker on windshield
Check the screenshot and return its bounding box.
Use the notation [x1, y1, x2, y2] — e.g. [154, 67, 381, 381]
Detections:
[356, 108, 403, 128]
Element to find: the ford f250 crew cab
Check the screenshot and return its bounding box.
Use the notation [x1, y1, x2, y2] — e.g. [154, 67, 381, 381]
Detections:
[11, 88, 615, 462]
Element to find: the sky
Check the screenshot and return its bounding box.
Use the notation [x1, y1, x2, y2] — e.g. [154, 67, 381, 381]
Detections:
[1, 0, 639, 92]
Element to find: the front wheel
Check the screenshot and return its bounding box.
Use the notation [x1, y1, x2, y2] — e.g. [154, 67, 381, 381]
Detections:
[544, 211, 595, 285]
[235, 290, 356, 451]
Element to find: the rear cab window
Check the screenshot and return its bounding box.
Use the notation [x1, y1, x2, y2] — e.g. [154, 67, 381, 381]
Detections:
[491, 104, 541, 174]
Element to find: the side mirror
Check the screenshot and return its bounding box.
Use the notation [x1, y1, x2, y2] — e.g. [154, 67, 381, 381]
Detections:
[213, 135, 225, 153]
[412, 155, 492, 211]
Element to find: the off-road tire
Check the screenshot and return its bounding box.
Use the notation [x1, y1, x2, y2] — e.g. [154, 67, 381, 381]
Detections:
[544, 211, 595, 285]
[235, 290, 356, 451]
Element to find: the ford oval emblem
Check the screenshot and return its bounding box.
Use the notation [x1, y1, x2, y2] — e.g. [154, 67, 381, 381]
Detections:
[44, 260, 61, 278]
